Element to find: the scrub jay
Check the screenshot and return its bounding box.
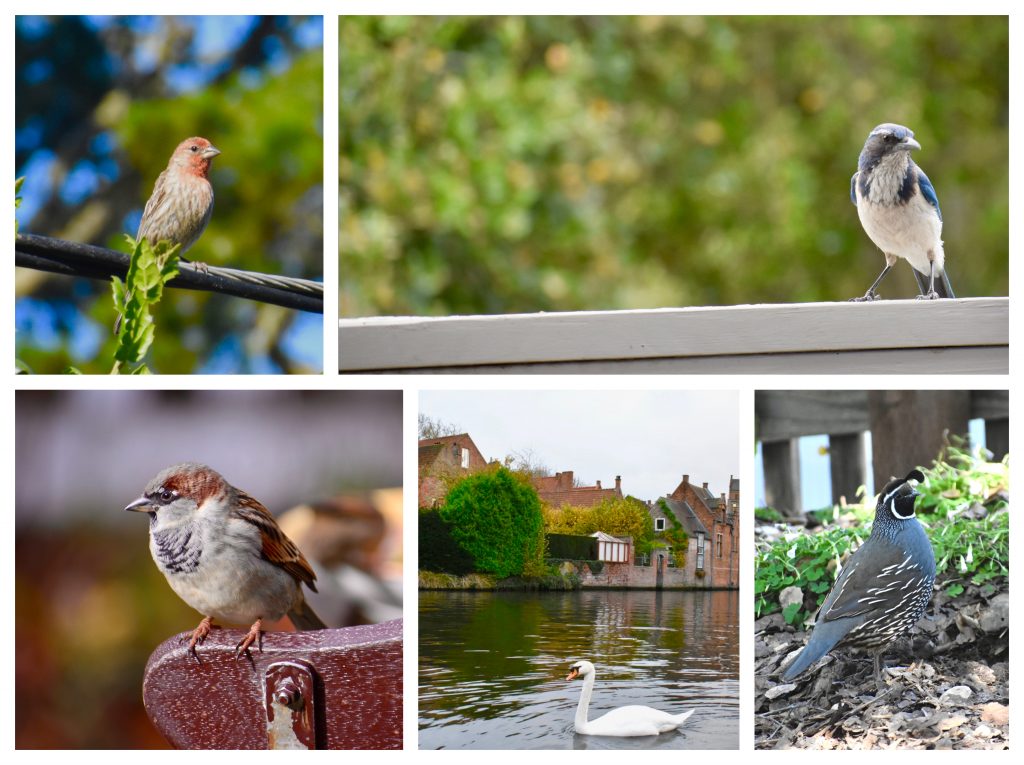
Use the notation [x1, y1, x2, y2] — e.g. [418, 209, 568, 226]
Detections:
[850, 123, 954, 300]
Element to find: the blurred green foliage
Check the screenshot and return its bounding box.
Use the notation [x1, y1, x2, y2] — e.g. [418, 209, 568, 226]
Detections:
[340, 16, 1008, 316]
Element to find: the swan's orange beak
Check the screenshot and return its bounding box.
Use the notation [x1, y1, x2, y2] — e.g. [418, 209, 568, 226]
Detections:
[566, 668, 580, 681]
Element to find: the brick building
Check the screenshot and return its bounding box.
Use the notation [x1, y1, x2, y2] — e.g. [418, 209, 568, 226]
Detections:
[533, 470, 623, 508]
[655, 474, 739, 588]
[418, 433, 488, 507]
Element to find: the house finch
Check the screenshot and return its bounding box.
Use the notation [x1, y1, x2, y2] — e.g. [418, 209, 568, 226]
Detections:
[115, 137, 220, 333]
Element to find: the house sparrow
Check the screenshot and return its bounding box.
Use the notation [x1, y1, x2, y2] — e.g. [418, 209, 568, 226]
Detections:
[125, 462, 326, 661]
[115, 137, 219, 334]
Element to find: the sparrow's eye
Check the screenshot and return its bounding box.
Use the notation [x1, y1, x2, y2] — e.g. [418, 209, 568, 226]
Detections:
[159, 489, 177, 503]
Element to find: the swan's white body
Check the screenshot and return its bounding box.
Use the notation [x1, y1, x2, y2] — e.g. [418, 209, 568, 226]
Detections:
[566, 660, 695, 737]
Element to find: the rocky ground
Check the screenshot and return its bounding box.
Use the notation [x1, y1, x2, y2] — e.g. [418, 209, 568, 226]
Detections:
[755, 524, 1009, 750]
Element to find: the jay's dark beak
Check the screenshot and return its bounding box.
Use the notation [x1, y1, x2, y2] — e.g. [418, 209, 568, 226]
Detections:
[901, 136, 921, 151]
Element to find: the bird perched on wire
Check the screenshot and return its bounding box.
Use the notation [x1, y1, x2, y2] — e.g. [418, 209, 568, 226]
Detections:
[125, 462, 326, 662]
[780, 470, 935, 684]
[850, 123, 954, 301]
[114, 137, 220, 333]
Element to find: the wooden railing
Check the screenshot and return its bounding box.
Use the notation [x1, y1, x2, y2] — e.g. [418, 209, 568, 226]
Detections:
[757, 391, 1008, 516]
[339, 298, 1008, 374]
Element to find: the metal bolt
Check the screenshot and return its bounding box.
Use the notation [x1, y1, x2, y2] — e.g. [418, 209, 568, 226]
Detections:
[274, 677, 303, 708]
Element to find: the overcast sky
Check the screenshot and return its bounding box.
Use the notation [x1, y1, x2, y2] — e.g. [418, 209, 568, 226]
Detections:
[420, 390, 739, 502]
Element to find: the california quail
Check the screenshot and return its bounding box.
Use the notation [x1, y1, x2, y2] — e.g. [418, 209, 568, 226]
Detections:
[781, 470, 935, 682]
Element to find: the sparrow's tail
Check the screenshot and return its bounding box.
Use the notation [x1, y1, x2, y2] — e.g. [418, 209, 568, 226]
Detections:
[288, 599, 328, 631]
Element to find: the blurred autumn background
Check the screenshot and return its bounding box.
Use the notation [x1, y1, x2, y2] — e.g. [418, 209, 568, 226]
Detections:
[15, 16, 324, 373]
[340, 16, 1008, 317]
[15, 390, 403, 748]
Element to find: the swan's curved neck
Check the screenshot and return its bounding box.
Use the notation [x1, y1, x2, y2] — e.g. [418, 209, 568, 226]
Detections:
[575, 670, 596, 728]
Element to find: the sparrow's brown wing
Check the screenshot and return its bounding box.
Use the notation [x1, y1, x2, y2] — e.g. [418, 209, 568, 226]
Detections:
[232, 490, 318, 592]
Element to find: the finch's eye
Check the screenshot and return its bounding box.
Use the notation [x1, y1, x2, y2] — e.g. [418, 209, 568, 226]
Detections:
[190, 145, 199, 153]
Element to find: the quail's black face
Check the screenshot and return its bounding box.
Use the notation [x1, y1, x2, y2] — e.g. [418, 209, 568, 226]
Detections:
[862, 123, 921, 159]
[877, 469, 925, 520]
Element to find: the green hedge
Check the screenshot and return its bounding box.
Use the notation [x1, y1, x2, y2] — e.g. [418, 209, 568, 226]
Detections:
[546, 533, 598, 560]
[418, 507, 475, 575]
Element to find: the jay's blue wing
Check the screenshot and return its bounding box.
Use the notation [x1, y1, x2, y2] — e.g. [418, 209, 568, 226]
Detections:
[850, 172, 859, 206]
[916, 167, 942, 222]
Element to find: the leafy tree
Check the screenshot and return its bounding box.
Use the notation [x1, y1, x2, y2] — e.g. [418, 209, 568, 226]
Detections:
[544, 495, 655, 553]
[439, 467, 544, 578]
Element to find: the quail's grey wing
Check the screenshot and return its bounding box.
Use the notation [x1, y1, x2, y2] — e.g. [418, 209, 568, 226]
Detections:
[818, 540, 917, 622]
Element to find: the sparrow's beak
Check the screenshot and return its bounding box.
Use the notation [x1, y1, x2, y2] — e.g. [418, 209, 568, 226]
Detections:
[202, 145, 221, 159]
[124, 495, 155, 513]
[901, 136, 921, 151]
[566, 668, 580, 681]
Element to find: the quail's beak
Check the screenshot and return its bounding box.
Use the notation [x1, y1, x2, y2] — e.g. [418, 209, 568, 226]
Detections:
[202, 145, 221, 159]
[124, 495, 155, 513]
[566, 667, 580, 681]
[901, 136, 921, 151]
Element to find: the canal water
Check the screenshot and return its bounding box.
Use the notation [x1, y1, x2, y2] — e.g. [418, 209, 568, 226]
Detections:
[419, 589, 739, 749]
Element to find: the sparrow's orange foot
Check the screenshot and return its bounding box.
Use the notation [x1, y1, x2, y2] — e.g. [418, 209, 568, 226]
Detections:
[184, 616, 214, 663]
[235, 618, 263, 660]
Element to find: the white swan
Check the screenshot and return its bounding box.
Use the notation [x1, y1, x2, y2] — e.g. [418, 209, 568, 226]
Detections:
[565, 660, 695, 737]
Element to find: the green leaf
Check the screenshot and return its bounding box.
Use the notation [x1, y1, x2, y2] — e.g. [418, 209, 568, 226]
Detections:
[782, 602, 802, 625]
[111, 236, 181, 373]
[945, 583, 964, 598]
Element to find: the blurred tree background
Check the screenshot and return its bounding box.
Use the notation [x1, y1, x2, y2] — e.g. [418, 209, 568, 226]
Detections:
[15, 16, 324, 373]
[340, 16, 1007, 316]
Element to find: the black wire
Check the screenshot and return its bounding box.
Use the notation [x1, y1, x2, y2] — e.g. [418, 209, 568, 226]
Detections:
[15, 233, 323, 314]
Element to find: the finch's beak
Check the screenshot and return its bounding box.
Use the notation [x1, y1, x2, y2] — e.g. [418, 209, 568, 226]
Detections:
[124, 496, 155, 513]
[901, 136, 921, 151]
[202, 145, 221, 159]
[566, 668, 580, 681]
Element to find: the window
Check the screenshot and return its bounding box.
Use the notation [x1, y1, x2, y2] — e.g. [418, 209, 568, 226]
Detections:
[696, 532, 705, 570]
[461, 447, 470, 469]
[716, 533, 723, 558]
[655, 517, 666, 532]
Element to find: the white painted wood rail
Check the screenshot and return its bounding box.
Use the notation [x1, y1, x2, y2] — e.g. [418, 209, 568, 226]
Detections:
[338, 297, 1008, 374]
